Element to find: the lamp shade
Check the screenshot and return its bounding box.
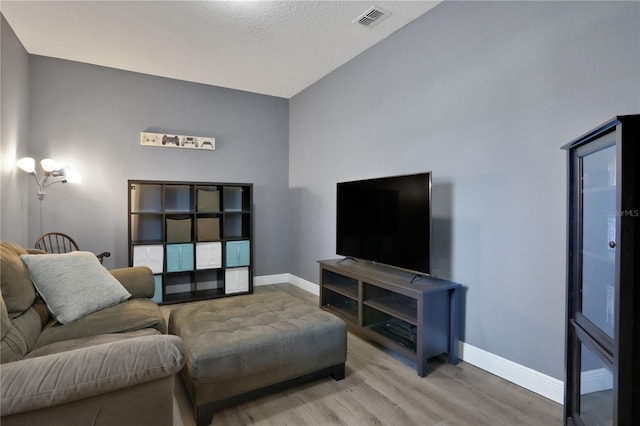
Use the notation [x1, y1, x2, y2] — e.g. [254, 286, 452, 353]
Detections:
[61, 165, 81, 184]
[17, 157, 36, 174]
[40, 158, 62, 173]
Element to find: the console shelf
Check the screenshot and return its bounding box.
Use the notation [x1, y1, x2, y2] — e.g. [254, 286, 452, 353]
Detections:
[319, 259, 461, 377]
[367, 319, 417, 353]
[364, 296, 417, 325]
[323, 304, 358, 325]
[323, 283, 359, 300]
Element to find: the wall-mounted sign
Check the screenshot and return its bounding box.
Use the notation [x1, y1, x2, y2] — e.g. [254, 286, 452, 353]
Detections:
[140, 132, 216, 150]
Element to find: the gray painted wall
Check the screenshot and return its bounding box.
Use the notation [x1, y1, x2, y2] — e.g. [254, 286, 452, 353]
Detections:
[0, 15, 30, 245]
[289, 1, 640, 379]
[25, 57, 290, 273]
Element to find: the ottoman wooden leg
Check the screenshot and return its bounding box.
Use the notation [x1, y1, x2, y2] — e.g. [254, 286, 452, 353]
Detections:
[331, 363, 346, 381]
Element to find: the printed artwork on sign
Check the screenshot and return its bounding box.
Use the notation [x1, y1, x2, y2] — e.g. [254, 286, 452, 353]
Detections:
[140, 132, 216, 150]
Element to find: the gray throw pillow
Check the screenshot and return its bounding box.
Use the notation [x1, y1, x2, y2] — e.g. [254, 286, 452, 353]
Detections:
[20, 252, 132, 324]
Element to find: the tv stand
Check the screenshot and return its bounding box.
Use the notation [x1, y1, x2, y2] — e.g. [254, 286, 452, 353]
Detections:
[337, 256, 358, 264]
[318, 259, 460, 377]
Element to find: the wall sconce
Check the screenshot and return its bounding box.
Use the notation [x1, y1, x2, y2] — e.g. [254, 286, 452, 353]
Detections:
[17, 157, 81, 200]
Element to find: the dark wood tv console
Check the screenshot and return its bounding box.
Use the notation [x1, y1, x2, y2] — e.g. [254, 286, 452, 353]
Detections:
[318, 259, 461, 377]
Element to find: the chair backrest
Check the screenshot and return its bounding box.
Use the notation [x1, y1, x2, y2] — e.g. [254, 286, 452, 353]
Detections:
[34, 232, 79, 254]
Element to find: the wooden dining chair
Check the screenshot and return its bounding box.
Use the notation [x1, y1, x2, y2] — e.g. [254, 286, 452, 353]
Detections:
[34, 232, 111, 264]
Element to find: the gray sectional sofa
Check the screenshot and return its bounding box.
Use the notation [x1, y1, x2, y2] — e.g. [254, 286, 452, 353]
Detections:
[0, 242, 185, 426]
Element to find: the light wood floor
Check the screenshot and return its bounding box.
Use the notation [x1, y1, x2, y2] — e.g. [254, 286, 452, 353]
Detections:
[162, 283, 562, 426]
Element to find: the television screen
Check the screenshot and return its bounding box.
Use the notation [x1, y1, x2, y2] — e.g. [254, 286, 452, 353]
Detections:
[336, 173, 431, 275]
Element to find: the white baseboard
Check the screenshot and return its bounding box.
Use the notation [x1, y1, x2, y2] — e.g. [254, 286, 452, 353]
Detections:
[254, 273, 319, 296]
[254, 274, 291, 286]
[580, 368, 612, 395]
[459, 341, 564, 404]
[255, 273, 564, 405]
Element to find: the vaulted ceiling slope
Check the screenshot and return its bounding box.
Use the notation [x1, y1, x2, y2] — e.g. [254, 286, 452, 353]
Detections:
[1, 1, 441, 98]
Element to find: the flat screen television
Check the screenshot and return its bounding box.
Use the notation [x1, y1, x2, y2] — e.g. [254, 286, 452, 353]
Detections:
[336, 172, 432, 275]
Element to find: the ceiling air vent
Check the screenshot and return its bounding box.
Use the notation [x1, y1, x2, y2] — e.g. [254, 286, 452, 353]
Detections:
[353, 6, 391, 28]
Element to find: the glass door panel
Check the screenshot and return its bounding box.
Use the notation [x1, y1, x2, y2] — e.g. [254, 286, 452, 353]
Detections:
[581, 145, 616, 338]
[579, 341, 613, 426]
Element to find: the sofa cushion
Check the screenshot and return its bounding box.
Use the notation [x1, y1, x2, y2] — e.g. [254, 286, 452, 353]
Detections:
[1, 291, 10, 341]
[34, 298, 167, 350]
[0, 291, 28, 363]
[1, 334, 185, 417]
[25, 329, 161, 359]
[0, 243, 37, 319]
[20, 252, 132, 324]
[1, 300, 49, 363]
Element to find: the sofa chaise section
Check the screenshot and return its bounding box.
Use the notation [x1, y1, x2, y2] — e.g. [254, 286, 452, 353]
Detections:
[0, 241, 185, 426]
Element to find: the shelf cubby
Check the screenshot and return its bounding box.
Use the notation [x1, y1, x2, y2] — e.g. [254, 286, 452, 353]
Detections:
[363, 284, 417, 325]
[195, 269, 223, 291]
[367, 317, 418, 353]
[322, 289, 358, 324]
[322, 270, 358, 299]
[223, 212, 251, 239]
[130, 183, 162, 212]
[223, 186, 249, 212]
[164, 184, 193, 212]
[130, 214, 163, 243]
[196, 186, 221, 213]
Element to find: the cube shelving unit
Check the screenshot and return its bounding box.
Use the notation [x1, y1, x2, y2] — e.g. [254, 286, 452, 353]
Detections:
[128, 180, 253, 304]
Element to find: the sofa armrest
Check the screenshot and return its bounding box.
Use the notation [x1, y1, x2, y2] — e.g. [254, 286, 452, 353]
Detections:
[110, 266, 155, 299]
[0, 334, 184, 416]
[26, 249, 46, 255]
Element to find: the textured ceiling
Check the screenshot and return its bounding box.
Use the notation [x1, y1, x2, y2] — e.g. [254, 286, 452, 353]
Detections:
[1, 1, 441, 98]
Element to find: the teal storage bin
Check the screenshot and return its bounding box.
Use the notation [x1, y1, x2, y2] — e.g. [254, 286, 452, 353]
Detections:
[225, 240, 250, 267]
[166, 243, 194, 272]
[151, 275, 163, 303]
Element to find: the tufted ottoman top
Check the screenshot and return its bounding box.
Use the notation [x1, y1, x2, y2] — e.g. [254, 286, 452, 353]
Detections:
[168, 290, 347, 388]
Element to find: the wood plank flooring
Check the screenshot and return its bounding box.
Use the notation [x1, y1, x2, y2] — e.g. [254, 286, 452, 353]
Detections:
[162, 283, 562, 426]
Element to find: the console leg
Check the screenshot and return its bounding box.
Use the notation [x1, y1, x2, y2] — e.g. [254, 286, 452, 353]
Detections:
[448, 287, 460, 365]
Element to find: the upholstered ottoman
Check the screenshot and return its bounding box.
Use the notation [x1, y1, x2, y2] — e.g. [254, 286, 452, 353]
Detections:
[168, 291, 347, 426]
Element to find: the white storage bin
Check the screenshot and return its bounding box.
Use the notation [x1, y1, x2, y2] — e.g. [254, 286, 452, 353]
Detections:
[196, 242, 222, 270]
[225, 267, 249, 294]
[133, 245, 164, 274]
